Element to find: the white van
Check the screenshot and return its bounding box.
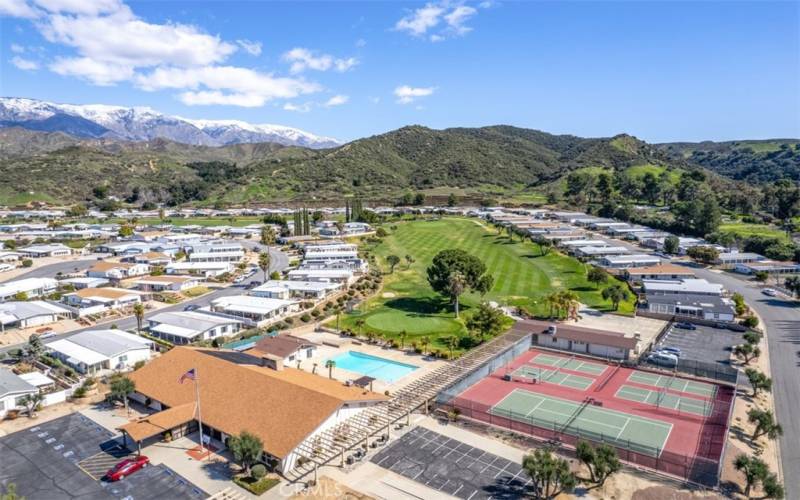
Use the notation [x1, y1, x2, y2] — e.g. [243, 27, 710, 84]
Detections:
[647, 352, 678, 368]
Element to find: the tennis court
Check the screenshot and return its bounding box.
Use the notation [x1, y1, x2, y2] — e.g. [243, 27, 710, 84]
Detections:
[627, 371, 717, 398]
[489, 389, 672, 456]
[530, 353, 607, 376]
[615, 385, 713, 417]
[511, 365, 595, 391]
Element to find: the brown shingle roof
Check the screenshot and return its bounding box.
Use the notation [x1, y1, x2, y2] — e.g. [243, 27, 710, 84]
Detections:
[247, 334, 318, 359]
[513, 319, 639, 350]
[626, 264, 695, 276]
[119, 403, 195, 442]
[89, 261, 135, 272]
[73, 287, 140, 299]
[127, 347, 386, 459]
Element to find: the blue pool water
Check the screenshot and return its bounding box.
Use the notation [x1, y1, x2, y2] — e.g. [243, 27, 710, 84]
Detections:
[327, 351, 418, 383]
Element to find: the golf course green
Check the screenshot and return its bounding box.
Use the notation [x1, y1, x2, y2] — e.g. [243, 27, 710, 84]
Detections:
[335, 217, 635, 349]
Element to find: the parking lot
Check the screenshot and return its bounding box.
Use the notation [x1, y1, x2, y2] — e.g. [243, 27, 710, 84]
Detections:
[656, 323, 745, 364]
[371, 426, 532, 499]
[0, 413, 206, 500]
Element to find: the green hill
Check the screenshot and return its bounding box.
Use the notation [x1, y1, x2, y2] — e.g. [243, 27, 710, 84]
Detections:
[658, 139, 800, 183]
[0, 124, 714, 206]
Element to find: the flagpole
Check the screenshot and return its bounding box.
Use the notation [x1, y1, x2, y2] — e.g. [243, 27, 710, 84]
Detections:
[194, 367, 205, 457]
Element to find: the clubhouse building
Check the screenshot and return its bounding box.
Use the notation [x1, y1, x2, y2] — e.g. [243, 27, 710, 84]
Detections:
[121, 347, 387, 473]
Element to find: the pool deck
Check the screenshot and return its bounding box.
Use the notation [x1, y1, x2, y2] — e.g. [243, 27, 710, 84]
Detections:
[292, 330, 449, 394]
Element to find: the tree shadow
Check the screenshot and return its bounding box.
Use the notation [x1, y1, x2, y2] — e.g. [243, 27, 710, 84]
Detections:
[570, 286, 596, 292]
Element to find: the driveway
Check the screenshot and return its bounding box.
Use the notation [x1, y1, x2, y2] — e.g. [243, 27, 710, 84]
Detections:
[690, 266, 800, 496]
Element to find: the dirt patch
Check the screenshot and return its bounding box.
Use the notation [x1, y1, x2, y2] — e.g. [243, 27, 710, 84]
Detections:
[631, 485, 725, 500]
[381, 292, 396, 298]
[290, 476, 374, 500]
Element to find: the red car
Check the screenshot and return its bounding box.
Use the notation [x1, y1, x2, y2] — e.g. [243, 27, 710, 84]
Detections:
[104, 455, 150, 481]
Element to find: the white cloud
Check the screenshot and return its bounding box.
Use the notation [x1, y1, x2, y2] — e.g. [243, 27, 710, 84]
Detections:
[236, 39, 262, 56]
[50, 56, 132, 84]
[394, 85, 435, 104]
[10, 43, 25, 53]
[10, 55, 39, 70]
[1, 0, 338, 108]
[444, 5, 476, 35]
[324, 94, 348, 107]
[395, 3, 445, 37]
[0, 0, 39, 18]
[283, 102, 313, 113]
[33, 0, 122, 15]
[282, 47, 358, 74]
[394, 2, 479, 41]
[355, 38, 366, 48]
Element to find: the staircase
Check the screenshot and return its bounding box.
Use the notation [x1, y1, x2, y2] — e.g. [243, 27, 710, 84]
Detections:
[284, 326, 530, 482]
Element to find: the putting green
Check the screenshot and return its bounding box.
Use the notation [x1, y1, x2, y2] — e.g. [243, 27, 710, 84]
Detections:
[365, 310, 459, 335]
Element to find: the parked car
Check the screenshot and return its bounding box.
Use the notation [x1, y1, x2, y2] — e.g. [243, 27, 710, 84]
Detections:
[39, 331, 58, 340]
[674, 322, 696, 330]
[233, 275, 246, 284]
[183, 304, 200, 312]
[656, 346, 682, 357]
[762, 288, 777, 297]
[104, 455, 150, 481]
[647, 352, 679, 367]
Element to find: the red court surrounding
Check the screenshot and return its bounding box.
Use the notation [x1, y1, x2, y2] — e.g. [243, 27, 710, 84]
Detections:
[446, 348, 735, 486]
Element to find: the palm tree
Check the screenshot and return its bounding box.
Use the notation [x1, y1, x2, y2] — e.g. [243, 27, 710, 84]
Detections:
[133, 302, 145, 334]
[446, 336, 459, 359]
[325, 359, 336, 379]
[110, 375, 136, 416]
[354, 318, 366, 337]
[420, 336, 431, 356]
[558, 290, 580, 320]
[258, 251, 271, 282]
[544, 293, 560, 319]
[399, 330, 408, 349]
[448, 271, 467, 318]
[18, 393, 44, 418]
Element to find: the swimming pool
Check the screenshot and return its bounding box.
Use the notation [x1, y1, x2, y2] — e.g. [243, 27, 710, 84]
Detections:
[327, 351, 418, 383]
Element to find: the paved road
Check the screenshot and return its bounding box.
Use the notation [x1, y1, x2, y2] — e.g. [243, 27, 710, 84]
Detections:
[0, 257, 100, 283]
[0, 246, 288, 354]
[690, 266, 799, 494]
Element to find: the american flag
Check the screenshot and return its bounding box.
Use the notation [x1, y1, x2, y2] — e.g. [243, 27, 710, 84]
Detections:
[179, 368, 196, 384]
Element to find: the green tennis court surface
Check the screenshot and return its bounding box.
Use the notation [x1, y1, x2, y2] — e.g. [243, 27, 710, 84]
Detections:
[489, 389, 672, 456]
[615, 385, 713, 417]
[512, 365, 595, 391]
[627, 372, 717, 398]
[530, 353, 607, 376]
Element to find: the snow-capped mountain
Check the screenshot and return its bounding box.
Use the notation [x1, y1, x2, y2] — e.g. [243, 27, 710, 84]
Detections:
[0, 97, 340, 148]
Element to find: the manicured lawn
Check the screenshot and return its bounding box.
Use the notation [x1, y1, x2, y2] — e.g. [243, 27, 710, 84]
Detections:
[336, 218, 634, 349]
[718, 223, 788, 242]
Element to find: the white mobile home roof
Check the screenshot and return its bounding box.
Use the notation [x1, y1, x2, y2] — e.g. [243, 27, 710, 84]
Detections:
[560, 240, 609, 247]
[47, 329, 151, 366]
[643, 279, 723, 295]
[212, 295, 294, 315]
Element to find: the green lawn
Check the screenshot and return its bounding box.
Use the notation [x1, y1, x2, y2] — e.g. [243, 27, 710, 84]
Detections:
[718, 223, 788, 242]
[336, 218, 634, 349]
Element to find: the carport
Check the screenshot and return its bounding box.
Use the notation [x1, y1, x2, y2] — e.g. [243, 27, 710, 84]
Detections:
[119, 403, 196, 454]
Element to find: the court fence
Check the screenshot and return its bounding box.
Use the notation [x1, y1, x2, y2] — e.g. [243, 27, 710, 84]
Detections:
[441, 396, 730, 487]
[436, 330, 532, 405]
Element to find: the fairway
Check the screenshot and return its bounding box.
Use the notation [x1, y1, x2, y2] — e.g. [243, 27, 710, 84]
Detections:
[511, 365, 595, 391]
[336, 218, 635, 350]
[627, 372, 717, 398]
[490, 389, 672, 456]
[530, 353, 607, 376]
[615, 385, 712, 417]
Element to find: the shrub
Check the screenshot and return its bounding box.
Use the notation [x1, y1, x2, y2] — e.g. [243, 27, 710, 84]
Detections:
[310, 309, 321, 317]
[251, 464, 267, 479]
[742, 316, 759, 328]
[233, 476, 279, 495]
[21, 259, 33, 268]
[133, 360, 146, 370]
[72, 386, 87, 398]
[300, 314, 311, 322]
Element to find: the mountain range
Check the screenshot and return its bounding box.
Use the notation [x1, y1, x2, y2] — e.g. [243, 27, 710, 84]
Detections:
[0, 97, 340, 149]
[0, 96, 796, 207]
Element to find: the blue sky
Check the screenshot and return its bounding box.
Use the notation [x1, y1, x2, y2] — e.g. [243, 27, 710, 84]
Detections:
[1, 0, 798, 143]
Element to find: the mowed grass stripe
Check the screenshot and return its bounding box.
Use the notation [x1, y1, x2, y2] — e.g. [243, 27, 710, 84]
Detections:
[334, 218, 635, 350]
